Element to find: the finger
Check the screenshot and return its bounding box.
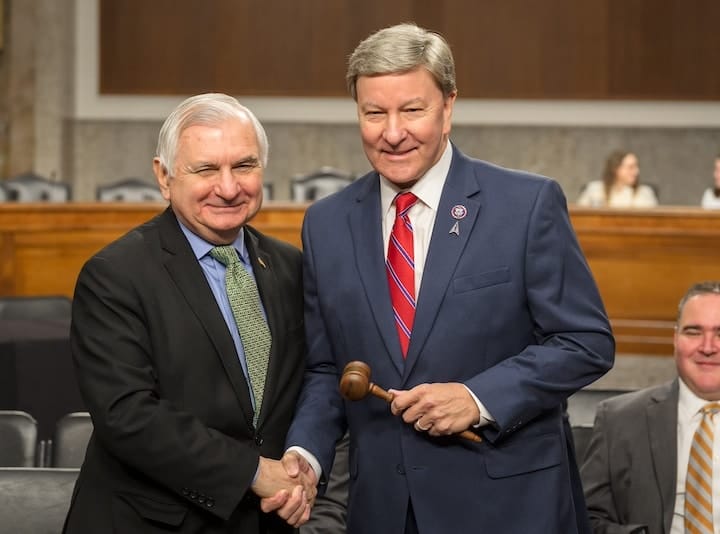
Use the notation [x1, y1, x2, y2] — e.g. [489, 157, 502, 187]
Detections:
[260, 489, 289, 513]
[414, 419, 431, 432]
[280, 485, 307, 525]
[388, 389, 406, 415]
[391, 389, 423, 417]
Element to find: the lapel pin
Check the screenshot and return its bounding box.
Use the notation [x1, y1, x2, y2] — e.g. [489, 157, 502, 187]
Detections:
[449, 221, 460, 236]
[258, 258, 267, 269]
[451, 205, 467, 220]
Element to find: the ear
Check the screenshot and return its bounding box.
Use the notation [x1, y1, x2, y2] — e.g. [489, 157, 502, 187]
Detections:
[153, 158, 171, 201]
[443, 91, 457, 135]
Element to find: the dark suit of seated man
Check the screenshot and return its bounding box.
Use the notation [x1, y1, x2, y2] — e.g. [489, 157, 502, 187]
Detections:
[581, 281, 720, 534]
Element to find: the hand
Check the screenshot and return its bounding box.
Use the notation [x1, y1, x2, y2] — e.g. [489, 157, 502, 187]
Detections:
[389, 382, 480, 437]
[255, 452, 317, 527]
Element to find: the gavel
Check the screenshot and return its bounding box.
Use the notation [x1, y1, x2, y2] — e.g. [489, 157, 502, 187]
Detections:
[339, 360, 482, 443]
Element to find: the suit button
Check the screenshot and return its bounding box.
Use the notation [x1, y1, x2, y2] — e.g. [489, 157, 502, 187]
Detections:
[255, 435, 264, 446]
[181, 488, 189, 496]
[190, 491, 198, 500]
[206, 497, 215, 508]
[396, 464, 405, 475]
[198, 494, 206, 504]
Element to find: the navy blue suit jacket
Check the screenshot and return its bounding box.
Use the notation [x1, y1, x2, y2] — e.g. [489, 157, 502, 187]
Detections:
[288, 146, 614, 534]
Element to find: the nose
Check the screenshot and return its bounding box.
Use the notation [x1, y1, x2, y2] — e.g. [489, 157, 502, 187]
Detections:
[213, 167, 239, 199]
[382, 114, 407, 146]
[700, 332, 720, 356]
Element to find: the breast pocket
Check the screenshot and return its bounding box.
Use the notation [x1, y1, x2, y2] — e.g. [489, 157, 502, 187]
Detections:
[452, 266, 510, 294]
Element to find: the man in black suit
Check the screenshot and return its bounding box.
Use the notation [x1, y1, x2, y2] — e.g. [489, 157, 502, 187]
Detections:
[64, 93, 314, 533]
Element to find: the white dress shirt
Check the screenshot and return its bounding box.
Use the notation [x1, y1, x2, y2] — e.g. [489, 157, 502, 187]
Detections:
[577, 180, 658, 208]
[701, 188, 720, 209]
[670, 379, 720, 533]
[380, 141, 493, 428]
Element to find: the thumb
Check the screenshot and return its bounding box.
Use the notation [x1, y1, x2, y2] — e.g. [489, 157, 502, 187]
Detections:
[282, 451, 301, 477]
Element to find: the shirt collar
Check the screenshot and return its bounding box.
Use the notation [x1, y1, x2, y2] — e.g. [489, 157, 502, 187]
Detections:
[380, 140, 453, 216]
[678, 377, 711, 421]
[176, 218, 249, 264]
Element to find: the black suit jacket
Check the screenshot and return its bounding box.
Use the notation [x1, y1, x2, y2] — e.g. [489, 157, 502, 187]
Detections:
[64, 208, 305, 533]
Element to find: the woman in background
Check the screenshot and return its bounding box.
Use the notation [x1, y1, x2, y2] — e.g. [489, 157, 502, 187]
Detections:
[578, 150, 658, 208]
[700, 154, 720, 209]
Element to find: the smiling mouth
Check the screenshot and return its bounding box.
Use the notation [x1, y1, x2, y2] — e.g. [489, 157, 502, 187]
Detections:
[383, 148, 416, 158]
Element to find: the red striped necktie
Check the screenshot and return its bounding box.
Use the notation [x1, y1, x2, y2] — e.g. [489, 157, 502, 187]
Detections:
[386, 192, 418, 358]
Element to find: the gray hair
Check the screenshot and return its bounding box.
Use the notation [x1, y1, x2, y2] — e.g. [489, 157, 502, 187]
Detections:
[156, 93, 269, 174]
[346, 22, 457, 101]
[677, 281, 720, 321]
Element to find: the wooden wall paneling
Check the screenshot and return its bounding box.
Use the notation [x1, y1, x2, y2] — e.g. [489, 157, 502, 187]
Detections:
[571, 207, 720, 355]
[444, 0, 609, 99]
[0, 203, 167, 297]
[2, 203, 719, 356]
[99, 0, 720, 100]
[607, 0, 720, 100]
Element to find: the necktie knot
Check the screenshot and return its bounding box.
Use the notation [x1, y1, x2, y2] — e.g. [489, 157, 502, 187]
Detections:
[394, 192, 417, 216]
[210, 245, 240, 267]
[701, 401, 720, 419]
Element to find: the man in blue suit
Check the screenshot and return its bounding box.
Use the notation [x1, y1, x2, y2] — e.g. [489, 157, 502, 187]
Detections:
[281, 23, 615, 534]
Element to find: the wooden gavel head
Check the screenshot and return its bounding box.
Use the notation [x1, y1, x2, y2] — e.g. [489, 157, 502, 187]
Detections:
[339, 361, 372, 401]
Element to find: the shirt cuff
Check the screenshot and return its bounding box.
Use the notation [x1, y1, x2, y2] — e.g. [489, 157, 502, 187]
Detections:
[463, 385, 495, 428]
[287, 445, 322, 482]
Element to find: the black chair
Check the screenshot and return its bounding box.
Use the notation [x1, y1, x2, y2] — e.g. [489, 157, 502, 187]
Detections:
[566, 388, 630, 427]
[0, 295, 72, 321]
[571, 424, 594, 464]
[50, 412, 93, 468]
[290, 166, 354, 202]
[96, 177, 165, 202]
[4, 172, 71, 202]
[0, 411, 38, 467]
[263, 182, 274, 201]
[0, 467, 79, 533]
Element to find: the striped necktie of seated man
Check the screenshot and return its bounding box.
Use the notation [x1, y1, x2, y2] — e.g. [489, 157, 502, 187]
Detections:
[386, 191, 418, 358]
[210, 245, 271, 426]
[685, 401, 720, 534]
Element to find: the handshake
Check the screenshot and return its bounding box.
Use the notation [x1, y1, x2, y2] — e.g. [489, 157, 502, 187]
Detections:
[251, 451, 318, 527]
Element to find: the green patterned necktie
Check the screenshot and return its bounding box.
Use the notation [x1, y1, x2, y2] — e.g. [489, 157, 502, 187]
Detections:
[210, 245, 271, 426]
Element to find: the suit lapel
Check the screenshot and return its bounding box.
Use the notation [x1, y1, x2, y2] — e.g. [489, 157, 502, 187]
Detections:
[403, 150, 482, 380]
[243, 229, 281, 427]
[158, 209, 255, 428]
[348, 176, 405, 375]
[647, 379, 679, 533]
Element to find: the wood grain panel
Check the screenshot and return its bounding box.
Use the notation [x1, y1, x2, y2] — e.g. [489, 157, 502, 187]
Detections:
[100, 0, 720, 100]
[3, 203, 719, 355]
[608, 0, 720, 99]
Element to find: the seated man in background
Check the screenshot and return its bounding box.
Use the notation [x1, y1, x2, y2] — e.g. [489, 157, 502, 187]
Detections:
[581, 280, 720, 534]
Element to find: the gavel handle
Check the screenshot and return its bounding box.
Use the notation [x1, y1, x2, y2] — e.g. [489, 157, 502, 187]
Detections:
[368, 382, 394, 403]
[366, 383, 483, 443]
